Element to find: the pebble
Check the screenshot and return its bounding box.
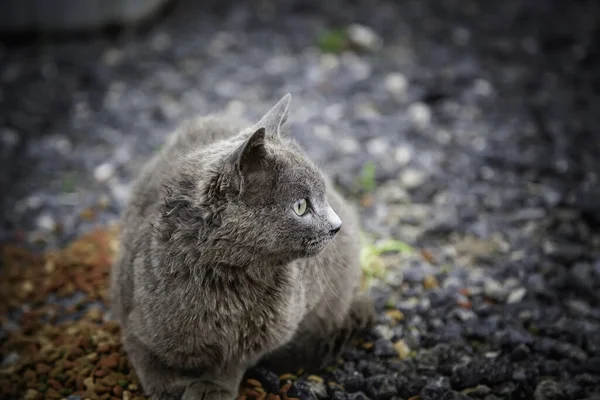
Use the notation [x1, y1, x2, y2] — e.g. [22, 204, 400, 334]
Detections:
[94, 163, 116, 183]
[338, 137, 360, 154]
[366, 137, 389, 156]
[384, 73, 409, 97]
[374, 324, 394, 340]
[393, 340, 411, 359]
[306, 379, 327, 399]
[394, 145, 413, 166]
[483, 278, 507, 302]
[346, 24, 383, 51]
[36, 214, 56, 232]
[400, 168, 428, 189]
[1, 351, 19, 367]
[408, 102, 432, 130]
[506, 287, 527, 304]
[534, 379, 564, 400]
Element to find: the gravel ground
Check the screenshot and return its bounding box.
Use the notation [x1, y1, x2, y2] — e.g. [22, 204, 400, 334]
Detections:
[2, 0, 600, 399]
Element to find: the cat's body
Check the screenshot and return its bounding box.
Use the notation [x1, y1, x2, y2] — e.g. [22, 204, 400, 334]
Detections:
[110, 94, 374, 400]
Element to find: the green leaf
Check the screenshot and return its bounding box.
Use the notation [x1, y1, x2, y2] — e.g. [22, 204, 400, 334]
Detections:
[317, 28, 347, 54]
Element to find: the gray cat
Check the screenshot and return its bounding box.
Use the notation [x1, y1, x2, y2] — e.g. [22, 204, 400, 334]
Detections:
[109, 94, 375, 400]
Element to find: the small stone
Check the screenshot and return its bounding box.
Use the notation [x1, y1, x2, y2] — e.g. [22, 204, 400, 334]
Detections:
[408, 102, 432, 130]
[473, 79, 493, 97]
[507, 288, 527, 304]
[366, 137, 389, 156]
[384, 73, 408, 97]
[385, 310, 405, 321]
[24, 388, 42, 400]
[374, 325, 394, 340]
[423, 275, 439, 290]
[534, 379, 564, 400]
[394, 145, 412, 166]
[338, 137, 360, 154]
[96, 343, 112, 353]
[122, 391, 132, 400]
[99, 353, 120, 369]
[483, 279, 507, 302]
[452, 27, 470, 45]
[86, 307, 102, 321]
[451, 308, 476, 321]
[36, 214, 56, 232]
[46, 388, 62, 399]
[113, 385, 124, 396]
[102, 48, 123, 66]
[94, 163, 115, 183]
[128, 384, 138, 391]
[86, 352, 99, 362]
[400, 168, 428, 189]
[393, 340, 411, 359]
[36, 363, 51, 375]
[247, 379, 262, 387]
[306, 377, 327, 399]
[346, 24, 383, 51]
[94, 383, 111, 394]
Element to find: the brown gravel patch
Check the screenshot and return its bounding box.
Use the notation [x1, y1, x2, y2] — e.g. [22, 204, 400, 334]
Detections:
[0, 227, 293, 400]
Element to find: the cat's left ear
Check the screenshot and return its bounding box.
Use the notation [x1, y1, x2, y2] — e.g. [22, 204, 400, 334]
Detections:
[225, 127, 268, 195]
[252, 93, 291, 137]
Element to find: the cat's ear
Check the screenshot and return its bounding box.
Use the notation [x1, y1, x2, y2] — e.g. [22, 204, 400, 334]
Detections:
[229, 127, 267, 194]
[252, 93, 291, 136]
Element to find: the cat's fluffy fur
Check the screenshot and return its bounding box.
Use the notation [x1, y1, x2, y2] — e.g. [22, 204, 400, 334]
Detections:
[110, 94, 375, 400]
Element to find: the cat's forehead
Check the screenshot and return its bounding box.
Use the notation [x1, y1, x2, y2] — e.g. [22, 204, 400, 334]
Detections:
[270, 140, 325, 191]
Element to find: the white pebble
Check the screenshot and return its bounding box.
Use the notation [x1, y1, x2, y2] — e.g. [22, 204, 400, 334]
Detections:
[400, 168, 428, 189]
[366, 137, 388, 156]
[339, 137, 360, 154]
[346, 23, 383, 51]
[452, 27, 471, 46]
[473, 78, 493, 97]
[36, 214, 56, 232]
[384, 73, 408, 97]
[408, 102, 432, 130]
[507, 288, 527, 304]
[94, 163, 115, 183]
[394, 145, 413, 166]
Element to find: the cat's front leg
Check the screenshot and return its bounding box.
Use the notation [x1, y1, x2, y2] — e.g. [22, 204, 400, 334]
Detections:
[259, 293, 376, 373]
[124, 333, 243, 400]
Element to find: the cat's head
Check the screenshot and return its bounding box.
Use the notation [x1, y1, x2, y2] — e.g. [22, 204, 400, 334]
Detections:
[220, 94, 343, 263]
[159, 94, 343, 268]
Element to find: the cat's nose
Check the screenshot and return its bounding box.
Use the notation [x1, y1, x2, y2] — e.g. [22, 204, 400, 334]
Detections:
[330, 222, 342, 234]
[327, 205, 342, 235]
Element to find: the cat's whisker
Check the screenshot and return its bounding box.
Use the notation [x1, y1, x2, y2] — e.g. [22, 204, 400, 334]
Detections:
[315, 257, 345, 325]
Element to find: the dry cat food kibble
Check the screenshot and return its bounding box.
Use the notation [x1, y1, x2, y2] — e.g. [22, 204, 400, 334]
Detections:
[0, 227, 303, 400]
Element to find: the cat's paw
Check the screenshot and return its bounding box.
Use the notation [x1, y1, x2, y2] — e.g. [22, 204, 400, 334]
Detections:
[182, 381, 236, 400]
[348, 294, 376, 331]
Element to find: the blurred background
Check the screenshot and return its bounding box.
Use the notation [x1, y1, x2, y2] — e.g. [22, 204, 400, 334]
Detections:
[1, 0, 599, 248]
[1, 0, 600, 399]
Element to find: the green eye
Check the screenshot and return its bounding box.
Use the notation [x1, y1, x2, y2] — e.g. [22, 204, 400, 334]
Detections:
[293, 198, 308, 216]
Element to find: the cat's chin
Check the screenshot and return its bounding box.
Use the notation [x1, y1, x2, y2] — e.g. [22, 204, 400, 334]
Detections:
[303, 239, 333, 257]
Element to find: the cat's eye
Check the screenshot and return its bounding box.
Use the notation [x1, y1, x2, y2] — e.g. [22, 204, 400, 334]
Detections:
[293, 198, 309, 216]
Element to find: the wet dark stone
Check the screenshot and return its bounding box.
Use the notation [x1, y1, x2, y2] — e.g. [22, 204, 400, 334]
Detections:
[533, 379, 564, 400]
[420, 376, 452, 400]
[288, 380, 318, 400]
[342, 375, 365, 393]
[363, 375, 398, 400]
[246, 367, 280, 394]
[347, 392, 370, 400]
[511, 344, 532, 361]
[396, 375, 427, 398]
[357, 359, 387, 376]
[372, 339, 398, 358]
